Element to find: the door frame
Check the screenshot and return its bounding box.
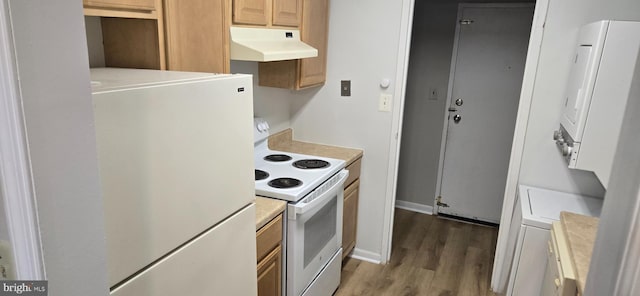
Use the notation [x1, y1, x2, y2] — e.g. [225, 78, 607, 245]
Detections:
[380, 0, 415, 263]
[0, 0, 46, 280]
[434, 2, 536, 217]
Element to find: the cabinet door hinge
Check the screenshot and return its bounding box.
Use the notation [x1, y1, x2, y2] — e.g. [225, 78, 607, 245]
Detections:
[436, 196, 449, 208]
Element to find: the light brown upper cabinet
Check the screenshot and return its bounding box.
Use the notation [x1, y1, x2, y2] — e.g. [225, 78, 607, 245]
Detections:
[272, 0, 301, 27]
[84, 0, 231, 74]
[297, 0, 328, 87]
[164, 0, 231, 73]
[84, 0, 166, 69]
[233, 0, 301, 27]
[100, 17, 165, 70]
[83, 0, 156, 12]
[257, 0, 328, 89]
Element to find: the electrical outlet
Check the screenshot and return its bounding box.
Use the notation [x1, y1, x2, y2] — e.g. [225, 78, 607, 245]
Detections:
[379, 94, 392, 112]
[0, 240, 15, 280]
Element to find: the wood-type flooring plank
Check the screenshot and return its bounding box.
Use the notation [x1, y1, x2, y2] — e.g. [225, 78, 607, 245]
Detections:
[335, 208, 498, 296]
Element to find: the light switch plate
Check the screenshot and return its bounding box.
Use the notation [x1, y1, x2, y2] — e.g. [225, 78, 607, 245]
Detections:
[379, 94, 392, 112]
[341, 80, 351, 96]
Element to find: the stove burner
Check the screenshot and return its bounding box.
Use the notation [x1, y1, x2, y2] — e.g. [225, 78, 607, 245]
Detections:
[264, 154, 292, 162]
[268, 178, 302, 189]
[255, 169, 269, 181]
[293, 159, 330, 169]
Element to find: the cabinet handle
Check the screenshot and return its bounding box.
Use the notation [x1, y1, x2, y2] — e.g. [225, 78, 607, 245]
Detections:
[554, 278, 561, 289]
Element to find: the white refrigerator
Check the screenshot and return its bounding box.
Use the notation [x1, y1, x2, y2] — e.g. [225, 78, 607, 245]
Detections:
[91, 68, 257, 296]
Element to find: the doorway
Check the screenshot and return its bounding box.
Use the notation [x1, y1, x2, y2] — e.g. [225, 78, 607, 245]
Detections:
[395, 1, 535, 223]
[436, 4, 534, 224]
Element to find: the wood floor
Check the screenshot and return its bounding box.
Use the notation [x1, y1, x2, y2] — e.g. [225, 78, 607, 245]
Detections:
[335, 208, 499, 296]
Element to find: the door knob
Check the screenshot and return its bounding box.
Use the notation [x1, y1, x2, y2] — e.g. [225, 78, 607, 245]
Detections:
[453, 114, 462, 123]
[455, 98, 464, 106]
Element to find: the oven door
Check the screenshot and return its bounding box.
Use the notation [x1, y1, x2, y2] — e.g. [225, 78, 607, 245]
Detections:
[287, 170, 348, 296]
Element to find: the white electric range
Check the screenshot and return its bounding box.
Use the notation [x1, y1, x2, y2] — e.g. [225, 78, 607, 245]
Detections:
[254, 118, 347, 296]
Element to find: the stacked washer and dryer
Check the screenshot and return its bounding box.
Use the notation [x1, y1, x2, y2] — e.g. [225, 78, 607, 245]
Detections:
[499, 20, 640, 295]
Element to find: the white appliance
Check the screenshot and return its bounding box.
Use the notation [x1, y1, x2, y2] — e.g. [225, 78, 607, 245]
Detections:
[230, 27, 318, 62]
[91, 68, 257, 296]
[253, 118, 346, 296]
[554, 20, 640, 186]
[503, 185, 602, 296]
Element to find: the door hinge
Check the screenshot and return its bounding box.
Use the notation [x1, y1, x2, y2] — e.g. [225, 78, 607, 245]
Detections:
[459, 19, 474, 25]
[436, 196, 450, 208]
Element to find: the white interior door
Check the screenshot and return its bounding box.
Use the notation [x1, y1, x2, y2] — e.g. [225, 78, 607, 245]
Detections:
[437, 4, 534, 223]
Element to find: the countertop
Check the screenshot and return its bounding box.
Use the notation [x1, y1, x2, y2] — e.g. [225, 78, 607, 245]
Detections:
[255, 196, 286, 230]
[268, 129, 363, 166]
[560, 211, 599, 294]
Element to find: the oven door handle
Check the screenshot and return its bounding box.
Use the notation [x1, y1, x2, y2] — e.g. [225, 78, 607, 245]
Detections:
[290, 170, 349, 217]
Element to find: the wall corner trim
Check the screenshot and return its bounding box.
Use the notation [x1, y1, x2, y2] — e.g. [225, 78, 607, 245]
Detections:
[395, 200, 434, 215]
[349, 248, 382, 265]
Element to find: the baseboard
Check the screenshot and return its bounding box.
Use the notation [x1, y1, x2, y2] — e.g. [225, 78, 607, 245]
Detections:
[395, 200, 434, 215]
[349, 248, 382, 264]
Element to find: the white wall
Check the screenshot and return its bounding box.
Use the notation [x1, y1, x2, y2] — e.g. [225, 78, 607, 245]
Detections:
[518, 0, 640, 196]
[0, 191, 7, 241]
[287, 0, 405, 260]
[583, 49, 640, 296]
[396, 0, 457, 207]
[9, 0, 108, 294]
[230, 61, 298, 133]
[85, 16, 105, 68]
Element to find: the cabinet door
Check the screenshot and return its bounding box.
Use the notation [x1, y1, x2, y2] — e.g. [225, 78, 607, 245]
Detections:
[298, 0, 328, 88]
[164, 0, 230, 73]
[234, 0, 268, 25]
[342, 180, 359, 259]
[83, 0, 155, 11]
[272, 0, 301, 27]
[257, 245, 282, 296]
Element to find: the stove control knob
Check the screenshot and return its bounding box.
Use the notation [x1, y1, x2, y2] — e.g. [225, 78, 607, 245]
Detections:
[561, 144, 572, 156]
[257, 122, 269, 132]
[553, 130, 563, 141]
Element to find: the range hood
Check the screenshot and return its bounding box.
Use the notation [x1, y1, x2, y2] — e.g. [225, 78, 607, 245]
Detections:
[230, 27, 318, 62]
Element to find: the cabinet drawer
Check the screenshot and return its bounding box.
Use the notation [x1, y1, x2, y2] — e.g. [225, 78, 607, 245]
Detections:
[257, 213, 283, 262]
[344, 157, 361, 188]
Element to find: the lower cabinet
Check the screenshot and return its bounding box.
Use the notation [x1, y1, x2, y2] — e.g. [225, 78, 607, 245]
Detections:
[342, 157, 362, 260]
[342, 179, 359, 259]
[258, 245, 282, 296]
[257, 214, 283, 296]
[542, 222, 577, 296]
